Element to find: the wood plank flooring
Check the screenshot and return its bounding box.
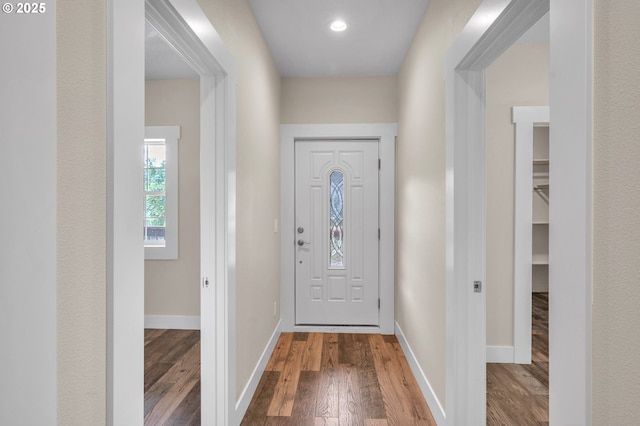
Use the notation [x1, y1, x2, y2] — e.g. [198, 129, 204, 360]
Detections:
[144, 329, 200, 426]
[487, 292, 549, 425]
[144, 295, 547, 426]
[242, 333, 436, 426]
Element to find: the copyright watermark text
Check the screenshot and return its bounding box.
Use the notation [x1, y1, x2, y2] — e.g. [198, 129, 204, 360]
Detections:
[2, 3, 47, 14]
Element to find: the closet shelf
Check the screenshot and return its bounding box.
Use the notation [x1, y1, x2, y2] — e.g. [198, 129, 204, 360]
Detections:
[533, 159, 549, 166]
[534, 184, 549, 190]
[533, 221, 549, 225]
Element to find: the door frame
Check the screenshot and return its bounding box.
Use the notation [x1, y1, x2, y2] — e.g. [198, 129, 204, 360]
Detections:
[512, 106, 549, 364]
[280, 123, 396, 334]
[445, 0, 592, 424]
[107, 0, 237, 424]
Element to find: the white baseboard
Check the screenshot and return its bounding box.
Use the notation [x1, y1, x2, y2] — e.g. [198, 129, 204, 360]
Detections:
[144, 315, 200, 330]
[234, 320, 282, 422]
[395, 322, 446, 425]
[486, 345, 515, 363]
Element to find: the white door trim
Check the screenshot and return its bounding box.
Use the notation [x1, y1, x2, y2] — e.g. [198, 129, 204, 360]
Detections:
[445, 0, 592, 424]
[512, 106, 549, 365]
[107, 1, 238, 424]
[548, 2, 593, 423]
[106, 2, 145, 423]
[281, 123, 396, 334]
[444, 1, 548, 424]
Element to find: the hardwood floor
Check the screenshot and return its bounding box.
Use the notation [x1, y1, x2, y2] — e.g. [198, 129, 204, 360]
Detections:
[144, 329, 201, 426]
[487, 292, 549, 425]
[144, 297, 547, 426]
[242, 333, 436, 425]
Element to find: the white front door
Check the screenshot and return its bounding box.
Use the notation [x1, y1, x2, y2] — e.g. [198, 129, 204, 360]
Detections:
[295, 140, 379, 326]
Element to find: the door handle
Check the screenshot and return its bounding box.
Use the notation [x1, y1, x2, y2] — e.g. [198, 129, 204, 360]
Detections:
[297, 239, 311, 246]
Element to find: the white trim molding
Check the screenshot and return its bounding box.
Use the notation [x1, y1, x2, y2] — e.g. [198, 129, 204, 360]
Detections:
[486, 346, 515, 364]
[144, 315, 200, 330]
[235, 321, 281, 422]
[107, 1, 146, 423]
[445, 1, 549, 424]
[280, 123, 396, 335]
[512, 106, 549, 365]
[548, 1, 592, 423]
[395, 322, 446, 426]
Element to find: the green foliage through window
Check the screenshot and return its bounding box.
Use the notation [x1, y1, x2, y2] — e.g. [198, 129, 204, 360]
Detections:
[144, 143, 167, 242]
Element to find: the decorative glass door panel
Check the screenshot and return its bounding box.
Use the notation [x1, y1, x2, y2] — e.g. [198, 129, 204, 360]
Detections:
[329, 170, 345, 269]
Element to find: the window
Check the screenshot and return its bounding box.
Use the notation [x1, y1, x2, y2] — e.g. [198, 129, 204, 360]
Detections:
[144, 126, 180, 259]
[329, 170, 345, 269]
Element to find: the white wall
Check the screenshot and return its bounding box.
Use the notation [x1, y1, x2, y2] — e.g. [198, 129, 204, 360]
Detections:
[281, 76, 397, 124]
[196, 0, 282, 400]
[396, 0, 482, 409]
[486, 43, 549, 347]
[593, 0, 640, 421]
[0, 4, 58, 424]
[145, 79, 201, 318]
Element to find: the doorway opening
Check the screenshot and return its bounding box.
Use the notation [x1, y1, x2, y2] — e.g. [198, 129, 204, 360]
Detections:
[483, 13, 551, 421]
[444, 0, 592, 423]
[107, 0, 237, 423]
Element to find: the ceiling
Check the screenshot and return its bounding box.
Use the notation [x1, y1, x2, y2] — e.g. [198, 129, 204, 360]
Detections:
[248, 0, 430, 77]
[144, 4, 549, 80]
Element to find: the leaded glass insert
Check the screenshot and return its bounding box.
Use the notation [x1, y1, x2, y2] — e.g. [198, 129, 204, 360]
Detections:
[329, 170, 344, 268]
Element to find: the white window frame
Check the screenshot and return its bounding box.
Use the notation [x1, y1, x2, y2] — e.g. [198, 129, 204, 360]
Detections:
[144, 125, 180, 260]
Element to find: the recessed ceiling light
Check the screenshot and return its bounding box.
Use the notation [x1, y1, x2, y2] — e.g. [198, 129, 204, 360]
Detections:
[329, 19, 348, 32]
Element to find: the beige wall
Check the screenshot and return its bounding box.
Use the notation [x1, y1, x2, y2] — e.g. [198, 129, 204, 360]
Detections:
[593, 0, 640, 421]
[57, 0, 107, 423]
[144, 79, 201, 317]
[196, 0, 282, 400]
[396, 0, 482, 408]
[486, 43, 549, 347]
[281, 76, 397, 123]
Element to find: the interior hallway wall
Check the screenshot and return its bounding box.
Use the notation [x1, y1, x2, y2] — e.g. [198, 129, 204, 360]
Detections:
[486, 42, 549, 348]
[1, 3, 58, 424]
[593, 0, 640, 421]
[281, 76, 397, 123]
[196, 0, 282, 401]
[396, 0, 482, 410]
[56, 1, 107, 423]
[144, 79, 201, 318]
